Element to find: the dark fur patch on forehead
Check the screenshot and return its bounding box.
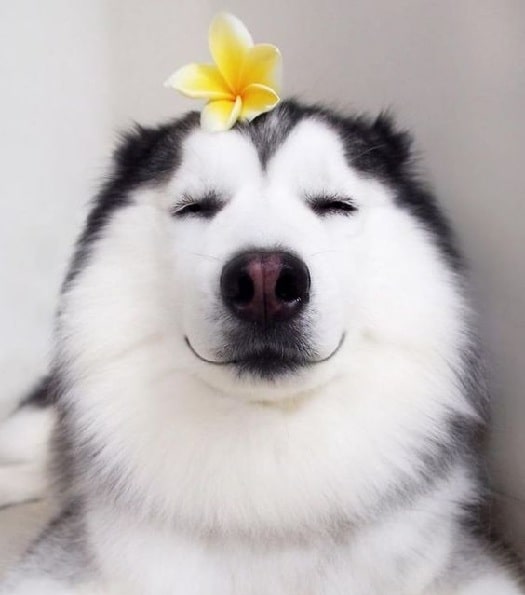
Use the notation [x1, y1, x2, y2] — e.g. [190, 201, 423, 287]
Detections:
[237, 100, 413, 176]
[237, 102, 305, 167]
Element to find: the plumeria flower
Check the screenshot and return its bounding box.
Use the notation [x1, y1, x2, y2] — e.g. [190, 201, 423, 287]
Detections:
[165, 13, 282, 132]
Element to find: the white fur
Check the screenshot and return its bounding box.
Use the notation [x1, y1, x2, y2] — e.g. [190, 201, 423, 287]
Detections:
[60, 121, 473, 531]
[4, 120, 522, 593]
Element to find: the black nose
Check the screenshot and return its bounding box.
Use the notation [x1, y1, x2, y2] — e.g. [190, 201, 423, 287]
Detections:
[220, 251, 311, 324]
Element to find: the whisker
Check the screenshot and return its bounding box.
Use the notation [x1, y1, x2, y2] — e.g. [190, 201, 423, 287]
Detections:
[0, 497, 45, 512]
[188, 250, 340, 261]
[308, 249, 341, 258]
[352, 143, 386, 161]
[186, 251, 222, 262]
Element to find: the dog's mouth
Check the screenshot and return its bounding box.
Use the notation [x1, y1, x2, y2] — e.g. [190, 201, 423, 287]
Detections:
[185, 334, 345, 379]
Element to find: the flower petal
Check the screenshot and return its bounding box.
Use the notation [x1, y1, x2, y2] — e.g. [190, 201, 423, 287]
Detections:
[240, 84, 280, 121]
[209, 13, 253, 92]
[201, 96, 243, 132]
[240, 44, 282, 92]
[164, 63, 232, 100]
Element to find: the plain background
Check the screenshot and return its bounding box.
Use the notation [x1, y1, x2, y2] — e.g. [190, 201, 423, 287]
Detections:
[1, 0, 524, 553]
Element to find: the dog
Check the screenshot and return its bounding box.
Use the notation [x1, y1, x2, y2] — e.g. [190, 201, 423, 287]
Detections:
[1, 101, 523, 594]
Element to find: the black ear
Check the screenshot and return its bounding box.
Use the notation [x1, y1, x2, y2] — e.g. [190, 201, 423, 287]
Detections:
[112, 124, 175, 186]
[345, 111, 414, 179]
[113, 125, 163, 175]
[112, 111, 200, 186]
[371, 112, 413, 169]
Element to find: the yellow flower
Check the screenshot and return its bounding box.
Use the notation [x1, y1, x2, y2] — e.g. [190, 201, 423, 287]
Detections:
[165, 13, 282, 132]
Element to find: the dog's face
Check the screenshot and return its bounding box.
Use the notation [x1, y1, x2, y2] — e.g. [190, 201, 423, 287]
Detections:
[167, 119, 358, 395]
[62, 102, 463, 403]
[58, 102, 476, 534]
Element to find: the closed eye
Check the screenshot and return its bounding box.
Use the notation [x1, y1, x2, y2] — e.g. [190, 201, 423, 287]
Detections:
[170, 192, 222, 219]
[308, 195, 358, 216]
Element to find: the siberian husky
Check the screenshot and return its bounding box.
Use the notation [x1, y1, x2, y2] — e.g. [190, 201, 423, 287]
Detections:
[1, 101, 523, 594]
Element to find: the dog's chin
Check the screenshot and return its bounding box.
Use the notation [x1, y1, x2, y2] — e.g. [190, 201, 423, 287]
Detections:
[229, 348, 312, 381]
[185, 335, 345, 401]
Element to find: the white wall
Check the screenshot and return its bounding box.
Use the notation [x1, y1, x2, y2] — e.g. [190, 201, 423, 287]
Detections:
[0, 0, 113, 411]
[1, 0, 524, 551]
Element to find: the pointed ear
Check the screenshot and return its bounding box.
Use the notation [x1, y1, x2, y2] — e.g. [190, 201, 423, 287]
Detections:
[112, 111, 200, 185]
[370, 112, 414, 170]
[112, 124, 168, 180]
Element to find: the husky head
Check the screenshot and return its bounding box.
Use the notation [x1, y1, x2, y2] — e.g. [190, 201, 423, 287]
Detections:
[61, 102, 464, 401]
[56, 102, 482, 532]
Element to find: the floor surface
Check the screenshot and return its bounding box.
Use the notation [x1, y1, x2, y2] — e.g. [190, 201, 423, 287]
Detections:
[0, 498, 53, 579]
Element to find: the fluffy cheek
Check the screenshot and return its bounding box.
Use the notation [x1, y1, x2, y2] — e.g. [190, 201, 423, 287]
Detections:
[298, 214, 366, 360]
[59, 201, 182, 374]
[354, 207, 464, 352]
[305, 251, 352, 354]
[174, 251, 223, 355]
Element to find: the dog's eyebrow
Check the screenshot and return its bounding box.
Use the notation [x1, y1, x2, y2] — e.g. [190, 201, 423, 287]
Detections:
[170, 189, 226, 219]
[173, 189, 224, 207]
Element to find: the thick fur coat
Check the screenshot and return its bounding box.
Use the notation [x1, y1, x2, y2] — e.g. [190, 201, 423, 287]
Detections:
[1, 101, 523, 594]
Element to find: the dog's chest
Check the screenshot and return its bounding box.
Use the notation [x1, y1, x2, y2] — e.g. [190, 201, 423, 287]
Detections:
[87, 507, 452, 595]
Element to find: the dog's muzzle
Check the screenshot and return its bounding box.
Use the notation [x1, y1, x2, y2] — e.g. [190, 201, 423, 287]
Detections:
[185, 249, 343, 379]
